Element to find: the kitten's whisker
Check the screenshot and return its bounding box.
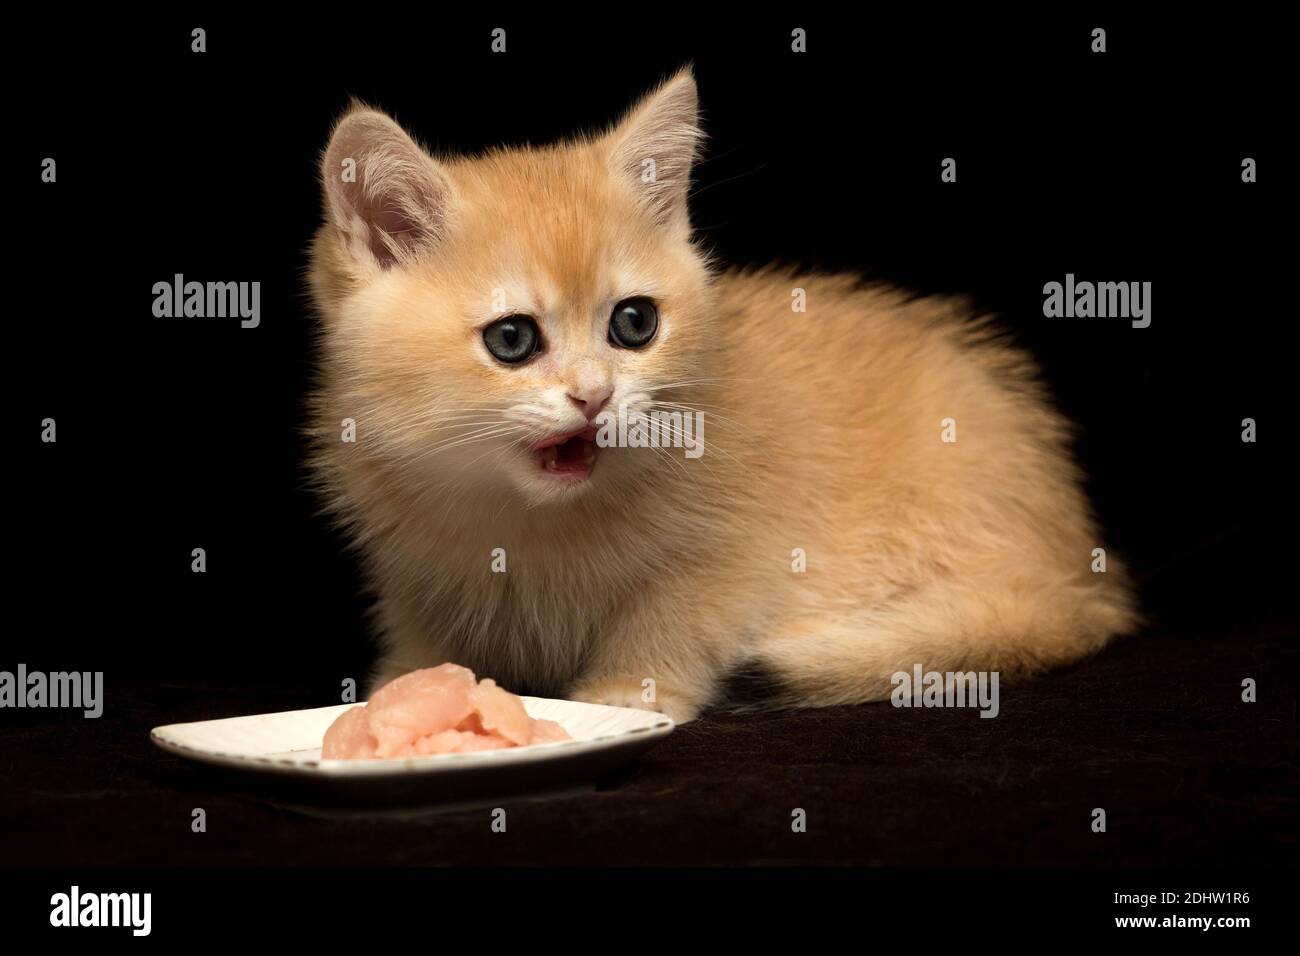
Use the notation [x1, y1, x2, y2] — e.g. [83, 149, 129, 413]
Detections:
[686, 162, 770, 200]
[645, 378, 729, 391]
[406, 425, 524, 465]
[641, 417, 757, 481]
[646, 400, 758, 439]
[646, 443, 695, 484]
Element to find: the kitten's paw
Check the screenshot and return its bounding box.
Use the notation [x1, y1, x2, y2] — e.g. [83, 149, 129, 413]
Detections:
[569, 676, 701, 723]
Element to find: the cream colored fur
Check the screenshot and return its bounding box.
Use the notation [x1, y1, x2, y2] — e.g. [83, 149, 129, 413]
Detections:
[307, 69, 1137, 722]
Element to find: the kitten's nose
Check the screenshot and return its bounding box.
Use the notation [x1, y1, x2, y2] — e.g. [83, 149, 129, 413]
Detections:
[567, 385, 612, 421]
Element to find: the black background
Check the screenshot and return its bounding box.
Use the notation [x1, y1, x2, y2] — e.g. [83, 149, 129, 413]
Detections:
[15, 12, 1291, 690]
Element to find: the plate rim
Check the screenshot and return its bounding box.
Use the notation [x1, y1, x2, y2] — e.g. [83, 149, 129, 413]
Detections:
[150, 696, 675, 778]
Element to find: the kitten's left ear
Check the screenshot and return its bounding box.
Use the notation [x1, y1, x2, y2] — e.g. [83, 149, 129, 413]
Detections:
[604, 68, 703, 233]
[320, 107, 455, 269]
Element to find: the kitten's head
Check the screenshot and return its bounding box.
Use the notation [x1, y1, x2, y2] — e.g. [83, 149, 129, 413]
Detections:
[311, 69, 716, 507]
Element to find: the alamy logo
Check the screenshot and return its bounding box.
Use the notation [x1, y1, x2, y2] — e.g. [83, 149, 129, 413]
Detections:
[890, 665, 1000, 718]
[593, 404, 705, 459]
[1043, 273, 1151, 328]
[152, 274, 261, 328]
[0, 664, 103, 717]
[50, 886, 151, 936]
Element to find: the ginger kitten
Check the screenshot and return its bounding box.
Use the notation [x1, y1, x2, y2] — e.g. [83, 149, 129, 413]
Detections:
[307, 69, 1137, 722]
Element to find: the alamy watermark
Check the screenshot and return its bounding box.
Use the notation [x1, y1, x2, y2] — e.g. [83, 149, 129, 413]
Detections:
[593, 404, 705, 459]
[890, 665, 1000, 718]
[152, 274, 261, 328]
[1043, 273, 1151, 328]
[1, 664, 103, 717]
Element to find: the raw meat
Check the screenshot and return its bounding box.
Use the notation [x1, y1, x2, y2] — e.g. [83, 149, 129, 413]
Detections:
[321, 663, 570, 759]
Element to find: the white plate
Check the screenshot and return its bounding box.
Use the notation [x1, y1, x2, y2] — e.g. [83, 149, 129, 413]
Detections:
[151, 697, 674, 805]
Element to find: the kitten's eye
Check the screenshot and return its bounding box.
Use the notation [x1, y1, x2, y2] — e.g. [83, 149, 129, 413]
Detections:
[608, 298, 659, 349]
[483, 316, 540, 364]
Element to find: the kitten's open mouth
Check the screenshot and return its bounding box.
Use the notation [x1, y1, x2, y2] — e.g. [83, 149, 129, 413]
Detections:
[531, 426, 600, 480]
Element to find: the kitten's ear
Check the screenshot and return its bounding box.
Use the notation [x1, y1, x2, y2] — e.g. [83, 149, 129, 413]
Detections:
[604, 69, 703, 232]
[321, 108, 454, 268]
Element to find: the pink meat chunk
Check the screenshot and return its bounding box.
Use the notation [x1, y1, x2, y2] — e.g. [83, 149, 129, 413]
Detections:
[321, 664, 571, 760]
[321, 705, 375, 760]
[530, 719, 571, 743]
[472, 678, 535, 745]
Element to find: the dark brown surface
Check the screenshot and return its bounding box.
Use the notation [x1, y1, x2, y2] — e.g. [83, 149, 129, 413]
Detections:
[3, 620, 1295, 867]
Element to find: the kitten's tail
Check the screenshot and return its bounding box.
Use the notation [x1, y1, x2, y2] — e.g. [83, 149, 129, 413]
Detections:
[737, 572, 1139, 711]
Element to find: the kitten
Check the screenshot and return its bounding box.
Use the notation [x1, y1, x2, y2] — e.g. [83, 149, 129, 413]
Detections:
[307, 69, 1137, 722]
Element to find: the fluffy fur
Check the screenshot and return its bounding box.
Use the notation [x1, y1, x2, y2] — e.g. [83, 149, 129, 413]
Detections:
[307, 69, 1137, 721]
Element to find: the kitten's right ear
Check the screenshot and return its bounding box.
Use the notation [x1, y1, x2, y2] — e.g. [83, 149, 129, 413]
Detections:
[321, 108, 454, 269]
[604, 69, 703, 234]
